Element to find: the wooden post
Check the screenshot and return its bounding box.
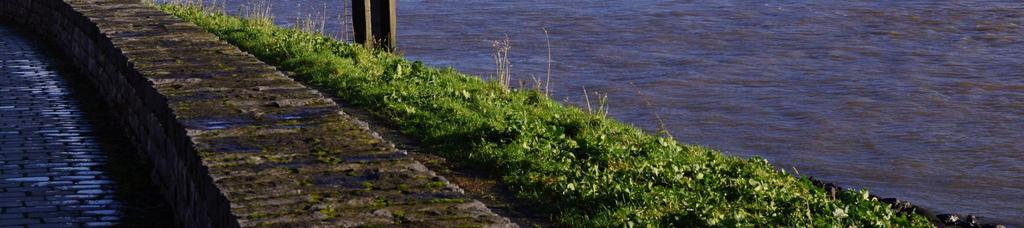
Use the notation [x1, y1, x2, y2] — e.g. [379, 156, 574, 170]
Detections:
[352, 0, 396, 51]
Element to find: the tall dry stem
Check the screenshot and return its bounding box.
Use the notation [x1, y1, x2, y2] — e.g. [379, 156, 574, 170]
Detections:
[596, 91, 608, 117]
[201, 0, 225, 13]
[296, 3, 328, 34]
[581, 87, 609, 117]
[243, 0, 273, 23]
[629, 82, 671, 138]
[543, 27, 552, 96]
[582, 86, 592, 113]
[491, 36, 512, 89]
[530, 75, 542, 91]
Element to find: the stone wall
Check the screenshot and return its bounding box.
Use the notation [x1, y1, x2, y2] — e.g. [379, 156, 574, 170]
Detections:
[0, 0, 512, 227]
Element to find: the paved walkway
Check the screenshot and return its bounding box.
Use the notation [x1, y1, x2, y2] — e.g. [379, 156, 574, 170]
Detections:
[0, 25, 124, 227]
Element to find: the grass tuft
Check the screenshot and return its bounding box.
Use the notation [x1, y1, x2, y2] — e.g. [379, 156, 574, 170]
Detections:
[156, 4, 933, 227]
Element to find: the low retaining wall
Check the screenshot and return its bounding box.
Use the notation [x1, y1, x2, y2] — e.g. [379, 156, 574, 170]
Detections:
[0, 0, 512, 227]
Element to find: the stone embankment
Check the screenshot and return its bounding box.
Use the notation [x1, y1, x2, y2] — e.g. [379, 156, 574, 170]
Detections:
[1, 0, 514, 227]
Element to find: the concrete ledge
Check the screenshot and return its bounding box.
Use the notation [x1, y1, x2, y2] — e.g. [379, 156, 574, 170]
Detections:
[0, 0, 513, 227]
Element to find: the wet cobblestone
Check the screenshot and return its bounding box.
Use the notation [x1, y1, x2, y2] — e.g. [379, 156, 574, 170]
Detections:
[0, 25, 122, 227]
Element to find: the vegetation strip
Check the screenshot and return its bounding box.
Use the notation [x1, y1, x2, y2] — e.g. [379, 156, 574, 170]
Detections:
[158, 4, 931, 227]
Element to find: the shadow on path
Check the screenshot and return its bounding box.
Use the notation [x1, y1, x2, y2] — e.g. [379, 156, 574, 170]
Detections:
[0, 24, 173, 227]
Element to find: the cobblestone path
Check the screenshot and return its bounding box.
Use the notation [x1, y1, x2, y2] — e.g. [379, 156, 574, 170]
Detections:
[0, 25, 127, 227]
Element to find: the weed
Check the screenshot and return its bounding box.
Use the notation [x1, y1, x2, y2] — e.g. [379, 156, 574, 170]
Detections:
[581, 86, 607, 117]
[429, 198, 466, 204]
[425, 181, 446, 189]
[242, 0, 273, 25]
[629, 82, 671, 138]
[392, 210, 408, 223]
[295, 3, 328, 35]
[320, 205, 338, 218]
[308, 193, 323, 203]
[491, 36, 512, 89]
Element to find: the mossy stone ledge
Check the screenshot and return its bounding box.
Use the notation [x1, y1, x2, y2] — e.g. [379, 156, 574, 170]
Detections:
[0, 0, 514, 227]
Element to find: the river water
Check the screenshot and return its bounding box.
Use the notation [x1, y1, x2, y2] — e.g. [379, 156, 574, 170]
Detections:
[199, 0, 1023, 224]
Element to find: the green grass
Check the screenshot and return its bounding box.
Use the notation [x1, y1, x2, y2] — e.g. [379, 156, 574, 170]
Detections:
[157, 4, 932, 227]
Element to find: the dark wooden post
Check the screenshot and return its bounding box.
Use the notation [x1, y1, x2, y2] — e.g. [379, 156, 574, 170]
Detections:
[352, 0, 396, 51]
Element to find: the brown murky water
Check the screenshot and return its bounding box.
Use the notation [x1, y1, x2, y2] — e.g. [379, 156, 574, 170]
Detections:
[200, 0, 1023, 224]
